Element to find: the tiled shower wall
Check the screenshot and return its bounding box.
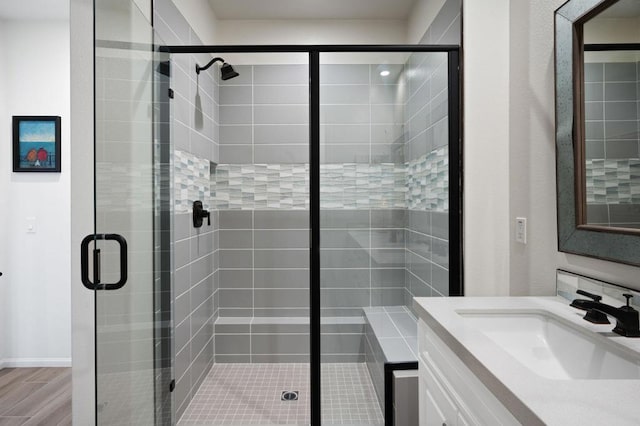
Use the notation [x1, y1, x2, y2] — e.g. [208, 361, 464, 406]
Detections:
[154, 0, 219, 418]
[402, 0, 461, 308]
[212, 56, 456, 361]
[584, 60, 640, 228]
[319, 60, 404, 327]
[403, 51, 451, 306]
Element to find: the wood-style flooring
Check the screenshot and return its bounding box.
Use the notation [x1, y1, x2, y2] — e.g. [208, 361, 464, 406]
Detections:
[0, 368, 71, 426]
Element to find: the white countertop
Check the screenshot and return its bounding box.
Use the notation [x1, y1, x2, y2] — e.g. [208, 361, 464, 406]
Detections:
[413, 296, 640, 426]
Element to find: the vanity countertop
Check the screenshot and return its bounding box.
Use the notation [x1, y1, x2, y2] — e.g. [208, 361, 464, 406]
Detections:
[413, 296, 640, 426]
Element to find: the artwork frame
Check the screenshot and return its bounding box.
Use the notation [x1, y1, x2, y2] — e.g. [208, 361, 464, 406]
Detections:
[12, 116, 61, 172]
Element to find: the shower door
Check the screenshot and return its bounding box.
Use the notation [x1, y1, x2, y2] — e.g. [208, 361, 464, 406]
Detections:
[89, 0, 173, 424]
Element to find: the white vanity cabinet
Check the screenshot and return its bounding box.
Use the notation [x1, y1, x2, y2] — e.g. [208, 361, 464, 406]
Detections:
[418, 319, 520, 426]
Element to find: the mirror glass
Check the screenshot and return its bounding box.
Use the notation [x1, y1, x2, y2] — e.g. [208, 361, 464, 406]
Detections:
[582, 0, 640, 229]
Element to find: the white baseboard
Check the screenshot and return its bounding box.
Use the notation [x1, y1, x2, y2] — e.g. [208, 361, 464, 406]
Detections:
[0, 358, 72, 368]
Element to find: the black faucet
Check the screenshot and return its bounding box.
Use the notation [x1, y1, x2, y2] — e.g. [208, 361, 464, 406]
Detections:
[570, 290, 640, 337]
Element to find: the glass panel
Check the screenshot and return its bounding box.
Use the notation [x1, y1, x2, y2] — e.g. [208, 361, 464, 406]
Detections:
[319, 51, 450, 425]
[172, 52, 311, 425]
[94, 0, 172, 424]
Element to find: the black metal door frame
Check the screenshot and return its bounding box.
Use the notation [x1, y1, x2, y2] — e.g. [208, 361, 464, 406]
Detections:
[163, 44, 463, 426]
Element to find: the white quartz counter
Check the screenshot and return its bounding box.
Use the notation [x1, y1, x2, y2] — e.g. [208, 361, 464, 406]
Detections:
[413, 296, 640, 426]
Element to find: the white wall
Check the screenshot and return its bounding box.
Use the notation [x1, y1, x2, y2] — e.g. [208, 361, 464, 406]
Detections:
[407, 0, 446, 43]
[214, 19, 406, 45]
[0, 19, 71, 366]
[463, 0, 512, 296]
[0, 20, 7, 365]
[172, 0, 218, 43]
[464, 0, 640, 296]
[584, 16, 640, 43]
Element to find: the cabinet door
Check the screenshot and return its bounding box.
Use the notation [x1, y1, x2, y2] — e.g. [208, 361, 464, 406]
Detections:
[457, 411, 474, 426]
[425, 387, 449, 426]
[420, 365, 457, 426]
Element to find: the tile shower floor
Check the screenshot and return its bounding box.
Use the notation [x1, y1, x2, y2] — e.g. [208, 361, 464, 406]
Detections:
[178, 363, 384, 425]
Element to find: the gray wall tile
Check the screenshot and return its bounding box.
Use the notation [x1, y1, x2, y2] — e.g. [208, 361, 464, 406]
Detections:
[254, 64, 308, 84]
[320, 64, 369, 84]
[321, 230, 370, 249]
[254, 145, 308, 163]
[321, 249, 370, 268]
[254, 105, 309, 125]
[219, 210, 253, 229]
[251, 334, 309, 354]
[321, 289, 370, 308]
[219, 270, 253, 289]
[254, 289, 308, 308]
[219, 250, 253, 268]
[321, 105, 369, 124]
[219, 105, 252, 125]
[254, 85, 308, 104]
[254, 250, 309, 268]
[254, 230, 309, 248]
[220, 125, 252, 144]
[321, 124, 369, 143]
[254, 210, 309, 229]
[254, 124, 308, 144]
[321, 210, 370, 228]
[215, 334, 250, 355]
[220, 144, 252, 163]
[321, 85, 369, 104]
[321, 269, 370, 288]
[219, 289, 252, 309]
[605, 62, 637, 81]
[219, 230, 253, 248]
[219, 85, 252, 105]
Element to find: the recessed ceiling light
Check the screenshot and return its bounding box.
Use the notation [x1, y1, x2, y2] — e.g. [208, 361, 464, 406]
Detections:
[380, 70, 390, 77]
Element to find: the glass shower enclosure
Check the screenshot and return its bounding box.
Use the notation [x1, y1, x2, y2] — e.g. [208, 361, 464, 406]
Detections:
[90, 3, 460, 421]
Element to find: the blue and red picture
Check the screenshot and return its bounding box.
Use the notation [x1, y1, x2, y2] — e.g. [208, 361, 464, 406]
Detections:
[13, 116, 61, 172]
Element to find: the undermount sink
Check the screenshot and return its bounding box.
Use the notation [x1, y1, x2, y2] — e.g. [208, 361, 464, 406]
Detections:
[457, 309, 640, 380]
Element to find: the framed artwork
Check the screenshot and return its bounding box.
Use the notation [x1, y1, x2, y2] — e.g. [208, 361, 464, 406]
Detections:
[13, 116, 61, 172]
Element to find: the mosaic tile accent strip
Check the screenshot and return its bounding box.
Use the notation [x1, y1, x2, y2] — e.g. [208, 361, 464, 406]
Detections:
[586, 159, 640, 204]
[96, 162, 153, 212]
[210, 148, 448, 212]
[174, 150, 210, 212]
[321, 163, 406, 209]
[177, 363, 383, 425]
[406, 147, 449, 211]
[214, 164, 310, 210]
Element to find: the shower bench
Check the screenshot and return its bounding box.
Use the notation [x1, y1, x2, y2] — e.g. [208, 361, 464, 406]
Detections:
[363, 306, 419, 426]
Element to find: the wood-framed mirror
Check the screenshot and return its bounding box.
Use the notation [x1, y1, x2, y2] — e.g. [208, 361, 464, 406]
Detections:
[555, 0, 640, 265]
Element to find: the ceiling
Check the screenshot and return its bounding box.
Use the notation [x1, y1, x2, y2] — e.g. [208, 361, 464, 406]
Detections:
[0, 0, 69, 20]
[207, 0, 418, 20]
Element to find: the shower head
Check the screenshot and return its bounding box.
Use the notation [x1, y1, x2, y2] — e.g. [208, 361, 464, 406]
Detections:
[220, 62, 239, 81]
[195, 57, 240, 81]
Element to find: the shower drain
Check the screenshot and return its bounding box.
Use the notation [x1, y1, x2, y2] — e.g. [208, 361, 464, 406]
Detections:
[281, 391, 299, 401]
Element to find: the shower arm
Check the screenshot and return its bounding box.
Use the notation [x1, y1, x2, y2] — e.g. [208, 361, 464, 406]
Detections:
[195, 57, 224, 74]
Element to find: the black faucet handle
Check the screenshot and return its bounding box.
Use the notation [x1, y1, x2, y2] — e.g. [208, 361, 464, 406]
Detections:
[576, 289, 602, 302]
[623, 294, 634, 308]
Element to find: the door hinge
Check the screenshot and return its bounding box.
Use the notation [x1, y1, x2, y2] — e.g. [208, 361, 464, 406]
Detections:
[169, 379, 175, 392]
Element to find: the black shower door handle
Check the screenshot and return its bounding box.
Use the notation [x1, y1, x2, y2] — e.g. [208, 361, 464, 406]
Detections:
[81, 234, 128, 290]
